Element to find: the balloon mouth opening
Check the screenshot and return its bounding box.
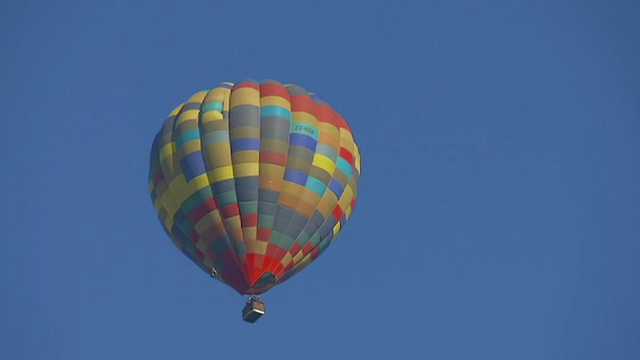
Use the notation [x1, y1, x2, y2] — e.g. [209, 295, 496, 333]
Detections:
[253, 271, 276, 288]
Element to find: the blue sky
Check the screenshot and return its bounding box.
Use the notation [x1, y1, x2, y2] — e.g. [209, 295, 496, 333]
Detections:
[2, 1, 639, 359]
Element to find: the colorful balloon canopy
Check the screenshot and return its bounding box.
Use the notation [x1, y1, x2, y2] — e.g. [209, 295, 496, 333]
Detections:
[149, 79, 361, 295]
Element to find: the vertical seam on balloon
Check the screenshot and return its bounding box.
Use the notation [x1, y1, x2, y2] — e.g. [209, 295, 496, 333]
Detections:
[197, 87, 231, 283]
[283, 109, 357, 281]
[151, 117, 192, 255]
[229, 81, 261, 287]
[160, 104, 211, 274]
[253, 80, 292, 291]
[274, 91, 327, 280]
[261, 83, 300, 280]
[171, 101, 210, 271]
[226, 82, 252, 286]
[200, 84, 249, 291]
[245, 83, 263, 288]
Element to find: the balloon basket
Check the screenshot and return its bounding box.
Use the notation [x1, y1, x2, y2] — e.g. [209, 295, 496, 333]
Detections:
[242, 296, 265, 323]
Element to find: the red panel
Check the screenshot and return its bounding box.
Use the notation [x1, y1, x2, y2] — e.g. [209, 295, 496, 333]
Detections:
[316, 104, 345, 130]
[289, 241, 302, 255]
[220, 203, 240, 218]
[188, 197, 218, 224]
[246, 253, 266, 284]
[152, 170, 165, 187]
[340, 147, 354, 165]
[335, 113, 351, 131]
[241, 213, 258, 227]
[301, 242, 313, 255]
[332, 205, 344, 221]
[310, 247, 320, 260]
[257, 227, 272, 242]
[266, 244, 288, 260]
[260, 151, 287, 166]
[290, 94, 316, 114]
[260, 82, 290, 99]
[220, 248, 250, 294]
[233, 81, 259, 91]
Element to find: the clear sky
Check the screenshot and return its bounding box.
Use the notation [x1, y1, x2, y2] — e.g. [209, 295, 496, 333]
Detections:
[2, 1, 639, 359]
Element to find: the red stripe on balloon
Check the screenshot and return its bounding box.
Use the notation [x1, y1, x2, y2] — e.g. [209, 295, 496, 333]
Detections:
[260, 82, 290, 99]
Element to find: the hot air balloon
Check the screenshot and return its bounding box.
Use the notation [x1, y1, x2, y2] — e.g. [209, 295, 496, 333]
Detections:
[149, 79, 361, 322]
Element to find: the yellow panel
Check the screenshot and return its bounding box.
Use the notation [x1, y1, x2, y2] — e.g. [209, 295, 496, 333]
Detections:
[260, 95, 291, 108]
[291, 111, 318, 124]
[159, 192, 179, 229]
[295, 254, 312, 268]
[194, 214, 220, 235]
[232, 150, 259, 164]
[169, 104, 184, 117]
[186, 91, 208, 104]
[230, 87, 260, 108]
[280, 253, 292, 266]
[202, 110, 223, 123]
[312, 154, 336, 174]
[209, 165, 235, 182]
[345, 206, 353, 218]
[254, 241, 268, 255]
[292, 251, 304, 263]
[180, 140, 201, 155]
[159, 143, 175, 163]
[226, 217, 242, 232]
[204, 86, 230, 104]
[153, 196, 165, 213]
[189, 173, 210, 192]
[204, 143, 232, 166]
[340, 128, 355, 143]
[177, 109, 200, 124]
[260, 164, 285, 179]
[243, 228, 257, 241]
[168, 174, 192, 205]
[332, 221, 341, 236]
[353, 146, 362, 173]
[206, 142, 231, 156]
[234, 163, 259, 177]
[340, 186, 354, 204]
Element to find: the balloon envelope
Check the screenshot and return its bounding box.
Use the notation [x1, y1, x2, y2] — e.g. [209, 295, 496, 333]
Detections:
[149, 79, 360, 294]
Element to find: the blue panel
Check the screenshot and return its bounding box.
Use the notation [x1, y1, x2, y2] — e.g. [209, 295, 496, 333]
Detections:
[336, 157, 352, 177]
[202, 101, 223, 113]
[231, 138, 260, 152]
[261, 105, 291, 120]
[181, 151, 207, 181]
[284, 168, 308, 186]
[305, 176, 327, 196]
[289, 133, 317, 151]
[328, 178, 345, 197]
[176, 129, 201, 148]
